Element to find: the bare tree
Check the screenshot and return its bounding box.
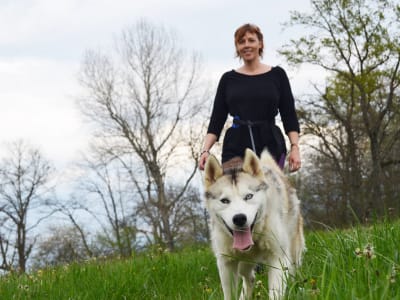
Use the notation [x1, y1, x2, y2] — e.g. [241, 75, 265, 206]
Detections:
[0, 215, 16, 272]
[0, 140, 54, 273]
[54, 200, 94, 258]
[74, 151, 139, 257]
[78, 20, 208, 250]
[162, 184, 208, 246]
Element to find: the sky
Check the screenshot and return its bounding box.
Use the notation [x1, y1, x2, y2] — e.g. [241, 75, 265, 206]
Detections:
[0, 0, 319, 171]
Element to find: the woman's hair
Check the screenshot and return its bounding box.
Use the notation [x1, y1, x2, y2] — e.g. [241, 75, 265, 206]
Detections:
[234, 23, 264, 58]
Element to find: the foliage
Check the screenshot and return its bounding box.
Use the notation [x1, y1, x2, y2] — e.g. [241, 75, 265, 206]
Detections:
[280, 0, 400, 224]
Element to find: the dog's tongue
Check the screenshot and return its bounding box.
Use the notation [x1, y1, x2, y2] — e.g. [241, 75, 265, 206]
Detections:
[232, 227, 254, 251]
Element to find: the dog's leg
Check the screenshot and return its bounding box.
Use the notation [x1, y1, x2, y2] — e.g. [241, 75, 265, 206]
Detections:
[267, 255, 290, 299]
[217, 256, 239, 300]
[238, 262, 256, 300]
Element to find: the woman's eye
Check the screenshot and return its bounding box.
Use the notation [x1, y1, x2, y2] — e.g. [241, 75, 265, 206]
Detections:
[244, 194, 253, 201]
[220, 198, 230, 204]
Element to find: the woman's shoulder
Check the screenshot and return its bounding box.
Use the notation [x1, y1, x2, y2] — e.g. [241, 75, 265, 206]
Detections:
[217, 70, 237, 83]
[271, 65, 286, 74]
[222, 70, 236, 77]
[271, 65, 290, 82]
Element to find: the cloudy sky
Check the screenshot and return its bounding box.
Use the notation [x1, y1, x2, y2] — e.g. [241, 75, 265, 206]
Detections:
[0, 0, 317, 169]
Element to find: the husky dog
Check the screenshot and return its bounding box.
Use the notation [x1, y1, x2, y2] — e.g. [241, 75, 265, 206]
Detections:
[204, 149, 305, 299]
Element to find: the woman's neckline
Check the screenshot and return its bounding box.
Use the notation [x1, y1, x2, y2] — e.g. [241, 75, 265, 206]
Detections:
[232, 66, 275, 76]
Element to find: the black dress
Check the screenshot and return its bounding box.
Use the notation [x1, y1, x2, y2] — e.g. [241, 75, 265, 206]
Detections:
[207, 66, 300, 163]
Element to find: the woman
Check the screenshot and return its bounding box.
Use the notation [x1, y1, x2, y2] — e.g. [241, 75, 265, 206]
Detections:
[199, 23, 301, 172]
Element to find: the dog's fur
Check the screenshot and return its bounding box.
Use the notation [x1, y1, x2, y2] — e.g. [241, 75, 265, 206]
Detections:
[204, 149, 305, 299]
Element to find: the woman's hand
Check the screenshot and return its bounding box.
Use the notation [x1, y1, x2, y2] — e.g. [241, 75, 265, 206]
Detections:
[198, 151, 210, 170]
[288, 144, 301, 172]
[198, 134, 217, 171]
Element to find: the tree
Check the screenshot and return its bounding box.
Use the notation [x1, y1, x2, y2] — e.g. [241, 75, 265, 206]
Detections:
[0, 140, 54, 273]
[296, 74, 369, 225]
[280, 0, 400, 220]
[0, 214, 16, 272]
[78, 20, 208, 250]
[74, 152, 139, 257]
[31, 225, 92, 270]
[142, 184, 208, 248]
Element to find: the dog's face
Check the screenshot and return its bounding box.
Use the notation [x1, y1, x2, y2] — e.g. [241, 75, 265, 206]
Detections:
[204, 149, 268, 251]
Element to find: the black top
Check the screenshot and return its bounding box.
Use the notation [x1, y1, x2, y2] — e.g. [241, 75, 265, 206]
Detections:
[207, 66, 300, 163]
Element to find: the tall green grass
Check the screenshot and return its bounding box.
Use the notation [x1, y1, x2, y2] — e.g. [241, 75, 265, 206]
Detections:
[1, 221, 399, 299]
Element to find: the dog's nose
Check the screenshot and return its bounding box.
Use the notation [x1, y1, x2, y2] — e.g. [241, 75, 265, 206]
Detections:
[233, 214, 247, 227]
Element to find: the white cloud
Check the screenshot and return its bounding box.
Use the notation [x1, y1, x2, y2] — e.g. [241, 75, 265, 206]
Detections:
[0, 57, 89, 165]
[0, 0, 228, 56]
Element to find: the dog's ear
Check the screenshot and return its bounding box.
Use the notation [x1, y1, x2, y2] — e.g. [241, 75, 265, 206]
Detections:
[204, 155, 223, 188]
[242, 149, 263, 179]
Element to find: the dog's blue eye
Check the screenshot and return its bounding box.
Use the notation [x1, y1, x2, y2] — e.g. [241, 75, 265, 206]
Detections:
[220, 198, 230, 204]
[244, 193, 253, 201]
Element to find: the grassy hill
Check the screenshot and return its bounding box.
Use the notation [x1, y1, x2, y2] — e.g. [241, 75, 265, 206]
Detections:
[1, 220, 399, 299]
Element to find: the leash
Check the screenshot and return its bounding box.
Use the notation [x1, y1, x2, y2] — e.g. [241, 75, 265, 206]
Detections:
[233, 116, 270, 153]
[247, 123, 256, 153]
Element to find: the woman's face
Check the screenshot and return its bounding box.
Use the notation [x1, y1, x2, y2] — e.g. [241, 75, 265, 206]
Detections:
[236, 31, 263, 62]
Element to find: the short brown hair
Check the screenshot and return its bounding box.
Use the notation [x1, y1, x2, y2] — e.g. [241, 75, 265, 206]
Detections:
[234, 23, 264, 57]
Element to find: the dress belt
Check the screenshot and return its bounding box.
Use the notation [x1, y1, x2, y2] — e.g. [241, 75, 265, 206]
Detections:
[232, 116, 274, 153]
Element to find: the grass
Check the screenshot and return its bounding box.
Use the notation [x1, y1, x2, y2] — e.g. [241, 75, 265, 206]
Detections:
[0, 220, 399, 299]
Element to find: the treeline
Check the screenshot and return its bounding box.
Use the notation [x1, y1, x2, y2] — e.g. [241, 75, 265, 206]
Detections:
[0, 0, 399, 273]
[281, 0, 400, 227]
